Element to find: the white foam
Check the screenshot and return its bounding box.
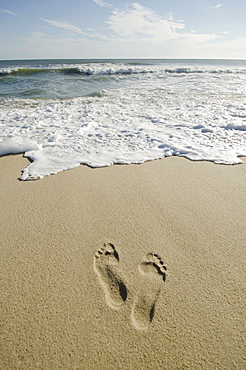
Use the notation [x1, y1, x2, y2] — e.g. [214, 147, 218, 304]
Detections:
[0, 136, 41, 156]
[0, 66, 19, 75]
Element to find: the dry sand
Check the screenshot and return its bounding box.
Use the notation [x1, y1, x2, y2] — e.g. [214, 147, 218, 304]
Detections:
[0, 154, 245, 369]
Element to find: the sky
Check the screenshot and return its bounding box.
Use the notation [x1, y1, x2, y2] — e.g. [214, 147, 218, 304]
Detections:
[0, 0, 246, 60]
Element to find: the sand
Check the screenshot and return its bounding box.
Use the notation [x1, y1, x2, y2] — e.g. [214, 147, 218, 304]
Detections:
[0, 154, 245, 369]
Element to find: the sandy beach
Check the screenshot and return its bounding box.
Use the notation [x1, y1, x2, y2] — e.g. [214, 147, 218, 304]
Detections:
[0, 154, 245, 369]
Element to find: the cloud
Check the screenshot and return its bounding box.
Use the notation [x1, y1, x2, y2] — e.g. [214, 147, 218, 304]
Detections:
[107, 3, 184, 40]
[106, 3, 218, 44]
[214, 4, 224, 9]
[39, 18, 86, 35]
[0, 8, 19, 16]
[92, 0, 111, 7]
[31, 32, 46, 38]
[20, 31, 245, 60]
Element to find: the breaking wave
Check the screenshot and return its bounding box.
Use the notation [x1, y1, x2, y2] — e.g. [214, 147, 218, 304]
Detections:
[1, 63, 246, 77]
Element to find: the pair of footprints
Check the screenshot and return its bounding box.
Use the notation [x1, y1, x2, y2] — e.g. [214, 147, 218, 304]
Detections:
[94, 243, 167, 330]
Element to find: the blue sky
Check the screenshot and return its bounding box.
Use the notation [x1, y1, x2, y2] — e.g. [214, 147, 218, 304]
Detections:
[0, 0, 246, 60]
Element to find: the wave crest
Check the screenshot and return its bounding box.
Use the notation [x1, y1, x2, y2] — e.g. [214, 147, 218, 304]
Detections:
[1, 63, 246, 77]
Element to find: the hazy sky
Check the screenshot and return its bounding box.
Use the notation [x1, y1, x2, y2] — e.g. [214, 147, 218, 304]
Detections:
[1, 0, 246, 60]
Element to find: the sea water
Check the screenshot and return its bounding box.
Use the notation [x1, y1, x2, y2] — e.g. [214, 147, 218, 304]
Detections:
[0, 59, 246, 180]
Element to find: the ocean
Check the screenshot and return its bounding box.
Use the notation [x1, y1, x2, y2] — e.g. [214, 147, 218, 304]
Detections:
[0, 59, 246, 180]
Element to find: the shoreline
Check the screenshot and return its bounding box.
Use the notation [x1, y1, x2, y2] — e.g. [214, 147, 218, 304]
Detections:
[1, 154, 245, 369]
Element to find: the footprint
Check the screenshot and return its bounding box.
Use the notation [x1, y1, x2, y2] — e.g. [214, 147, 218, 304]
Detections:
[93, 243, 127, 309]
[131, 253, 167, 330]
